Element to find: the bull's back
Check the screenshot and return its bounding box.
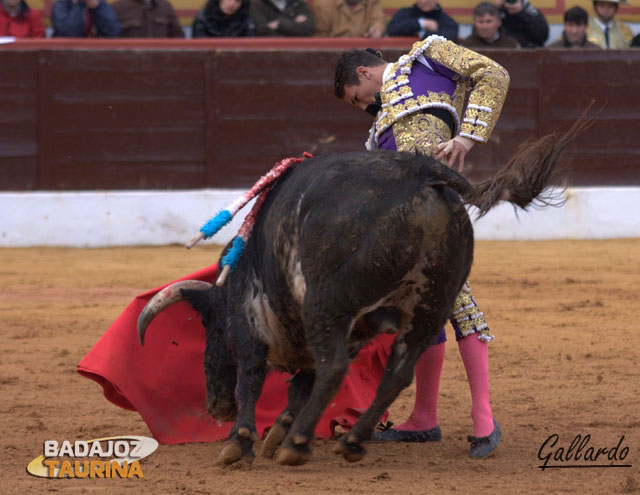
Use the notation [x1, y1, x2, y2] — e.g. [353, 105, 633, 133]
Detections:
[257, 151, 473, 306]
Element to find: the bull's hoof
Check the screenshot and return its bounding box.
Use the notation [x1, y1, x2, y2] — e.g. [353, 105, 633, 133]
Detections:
[260, 422, 287, 459]
[333, 435, 367, 463]
[218, 438, 255, 466]
[275, 443, 312, 466]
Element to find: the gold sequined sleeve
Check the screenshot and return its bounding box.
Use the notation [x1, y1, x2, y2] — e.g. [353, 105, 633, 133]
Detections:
[413, 36, 510, 143]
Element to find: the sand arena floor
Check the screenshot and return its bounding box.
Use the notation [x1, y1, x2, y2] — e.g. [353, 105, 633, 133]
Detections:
[1, 240, 639, 494]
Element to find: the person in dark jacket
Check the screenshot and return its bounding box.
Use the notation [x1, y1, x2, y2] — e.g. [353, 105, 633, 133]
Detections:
[386, 0, 458, 41]
[51, 0, 121, 37]
[632, 33, 640, 47]
[547, 6, 601, 49]
[495, 0, 548, 48]
[112, 0, 184, 38]
[193, 0, 254, 37]
[0, 0, 45, 37]
[462, 2, 519, 48]
[250, 0, 314, 36]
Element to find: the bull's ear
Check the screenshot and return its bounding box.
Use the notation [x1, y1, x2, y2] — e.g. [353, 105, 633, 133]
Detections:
[180, 288, 210, 315]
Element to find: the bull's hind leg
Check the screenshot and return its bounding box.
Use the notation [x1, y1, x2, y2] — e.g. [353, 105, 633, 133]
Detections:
[261, 369, 315, 459]
[217, 316, 269, 466]
[276, 316, 352, 466]
[334, 306, 447, 462]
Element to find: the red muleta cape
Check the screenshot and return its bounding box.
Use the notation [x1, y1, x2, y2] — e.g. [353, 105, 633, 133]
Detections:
[78, 264, 394, 444]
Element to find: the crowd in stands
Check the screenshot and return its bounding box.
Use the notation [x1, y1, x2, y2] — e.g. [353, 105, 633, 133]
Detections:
[1, 0, 638, 48]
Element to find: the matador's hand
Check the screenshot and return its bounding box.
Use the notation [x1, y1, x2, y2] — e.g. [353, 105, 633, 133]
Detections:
[434, 136, 475, 172]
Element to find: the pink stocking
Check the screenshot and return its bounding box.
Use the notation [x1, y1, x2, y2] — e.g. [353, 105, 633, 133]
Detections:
[458, 334, 494, 437]
[395, 342, 445, 431]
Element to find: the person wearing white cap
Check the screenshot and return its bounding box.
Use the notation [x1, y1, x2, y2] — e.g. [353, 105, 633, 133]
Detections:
[588, 0, 633, 48]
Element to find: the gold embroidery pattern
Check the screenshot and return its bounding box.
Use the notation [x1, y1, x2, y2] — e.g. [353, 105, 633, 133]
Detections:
[421, 38, 509, 142]
[386, 84, 414, 104]
[369, 35, 509, 148]
[377, 91, 457, 137]
[451, 285, 493, 341]
[392, 112, 451, 160]
[384, 74, 410, 92]
[451, 83, 466, 116]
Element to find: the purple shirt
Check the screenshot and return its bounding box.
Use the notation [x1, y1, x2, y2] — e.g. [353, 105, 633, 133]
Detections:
[378, 57, 458, 151]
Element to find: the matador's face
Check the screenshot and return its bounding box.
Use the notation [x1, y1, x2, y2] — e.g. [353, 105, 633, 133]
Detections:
[342, 66, 383, 112]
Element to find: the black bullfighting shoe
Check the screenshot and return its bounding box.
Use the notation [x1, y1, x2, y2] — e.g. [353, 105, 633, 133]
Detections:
[467, 418, 501, 459]
[371, 423, 442, 443]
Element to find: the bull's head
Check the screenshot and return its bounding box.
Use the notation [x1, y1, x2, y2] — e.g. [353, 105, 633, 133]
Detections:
[137, 280, 238, 422]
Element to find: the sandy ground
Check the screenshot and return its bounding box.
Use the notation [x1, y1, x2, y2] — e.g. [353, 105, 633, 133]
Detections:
[1, 240, 639, 494]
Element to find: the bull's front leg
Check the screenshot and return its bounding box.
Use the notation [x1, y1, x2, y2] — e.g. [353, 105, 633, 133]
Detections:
[275, 315, 352, 466]
[260, 369, 315, 459]
[334, 307, 445, 462]
[217, 317, 269, 466]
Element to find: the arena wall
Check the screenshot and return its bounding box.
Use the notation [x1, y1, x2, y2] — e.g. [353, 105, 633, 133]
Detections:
[2, 41, 638, 191]
[2, 187, 640, 247]
[1, 41, 638, 245]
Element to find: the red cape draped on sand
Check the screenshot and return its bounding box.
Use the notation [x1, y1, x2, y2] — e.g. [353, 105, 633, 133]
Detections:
[77, 264, 394, 444]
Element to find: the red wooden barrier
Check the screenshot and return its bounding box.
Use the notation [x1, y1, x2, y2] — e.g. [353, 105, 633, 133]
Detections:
[1, 39, 639, 190]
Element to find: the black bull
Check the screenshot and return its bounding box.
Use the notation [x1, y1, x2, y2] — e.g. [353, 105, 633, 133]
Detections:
[137, 122, 586, 466]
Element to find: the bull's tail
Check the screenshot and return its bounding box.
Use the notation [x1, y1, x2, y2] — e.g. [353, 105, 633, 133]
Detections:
[464, 105, 595, 217]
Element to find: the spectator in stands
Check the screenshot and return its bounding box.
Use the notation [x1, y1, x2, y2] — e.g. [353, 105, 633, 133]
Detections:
[0, 0, 45, 37]
[547, 6, 600, 49]
[112, 0, 184, 37]
[462, 2, 519, 47]
[51, 0, 121, 37]
[632, 33, 640, 47]
[386, 0, 458, 41]
[314, 0, 385, 38]
[495, 0, 548, 48]
[193, 0, 255, 37]
[587, 0, 632, 49]
[250, 0, 314, 36]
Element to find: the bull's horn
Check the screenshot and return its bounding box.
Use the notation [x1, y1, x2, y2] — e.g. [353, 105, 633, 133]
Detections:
[137, 280, 213, 346]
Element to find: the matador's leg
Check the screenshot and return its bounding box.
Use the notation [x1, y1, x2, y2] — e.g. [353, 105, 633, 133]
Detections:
[372, 113, 452, 443]
[372, 332, 445, 442]
[451, 283, 501, 458]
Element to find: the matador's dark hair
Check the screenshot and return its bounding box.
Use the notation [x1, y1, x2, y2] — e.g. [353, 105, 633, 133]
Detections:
[333, 48, 387, 99]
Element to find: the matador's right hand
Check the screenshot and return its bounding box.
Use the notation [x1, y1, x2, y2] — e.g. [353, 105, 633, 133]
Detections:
[434, 136, 475, 173]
